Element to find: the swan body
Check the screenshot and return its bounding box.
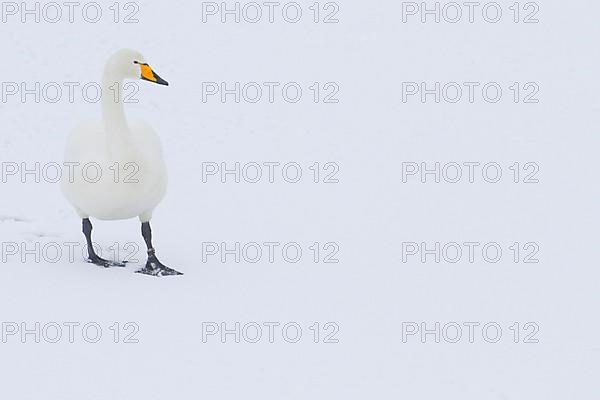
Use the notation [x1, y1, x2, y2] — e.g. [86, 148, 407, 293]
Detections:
[61, 49, 168, 223]
[61, 119, 167, 221]
[60, 49, 181, 276]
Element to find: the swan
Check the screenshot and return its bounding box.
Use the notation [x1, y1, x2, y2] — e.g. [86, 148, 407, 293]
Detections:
[60, 48, 182, 276]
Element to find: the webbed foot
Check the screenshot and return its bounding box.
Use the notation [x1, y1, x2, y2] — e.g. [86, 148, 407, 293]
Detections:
[135, 253, 182, 276]
[87, 255, 127, 268]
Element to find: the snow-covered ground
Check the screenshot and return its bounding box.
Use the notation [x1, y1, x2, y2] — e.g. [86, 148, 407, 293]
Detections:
[0, 0, 599, 398]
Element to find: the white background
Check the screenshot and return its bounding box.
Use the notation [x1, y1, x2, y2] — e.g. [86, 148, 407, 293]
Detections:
[0, 0, 598, 398]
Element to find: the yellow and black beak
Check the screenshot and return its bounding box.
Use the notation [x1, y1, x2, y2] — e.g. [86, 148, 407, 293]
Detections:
[138, 62, 169, 86]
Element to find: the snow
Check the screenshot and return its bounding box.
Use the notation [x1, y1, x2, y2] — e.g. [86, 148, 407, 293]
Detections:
[1, 0, 599, 399]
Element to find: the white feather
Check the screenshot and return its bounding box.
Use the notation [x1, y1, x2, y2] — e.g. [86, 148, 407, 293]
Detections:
[61, 49, 167, 223]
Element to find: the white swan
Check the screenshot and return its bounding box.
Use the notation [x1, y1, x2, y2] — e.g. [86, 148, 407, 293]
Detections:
[60, 48, 182, 276]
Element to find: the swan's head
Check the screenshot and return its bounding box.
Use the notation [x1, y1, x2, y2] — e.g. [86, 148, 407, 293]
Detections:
[106, 48, 169, 86]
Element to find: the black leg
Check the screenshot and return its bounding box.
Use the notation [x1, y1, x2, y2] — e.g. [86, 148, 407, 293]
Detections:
[82, 218, 126, 268]
[136, 222, 183, 276]
[141, 221, 153, 250]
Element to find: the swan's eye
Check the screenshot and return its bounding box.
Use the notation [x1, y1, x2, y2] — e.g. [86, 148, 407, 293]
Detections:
[133, 61, 139, 64]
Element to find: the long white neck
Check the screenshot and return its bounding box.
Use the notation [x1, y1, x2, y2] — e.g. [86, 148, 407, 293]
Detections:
[101, 69, 130, 155]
